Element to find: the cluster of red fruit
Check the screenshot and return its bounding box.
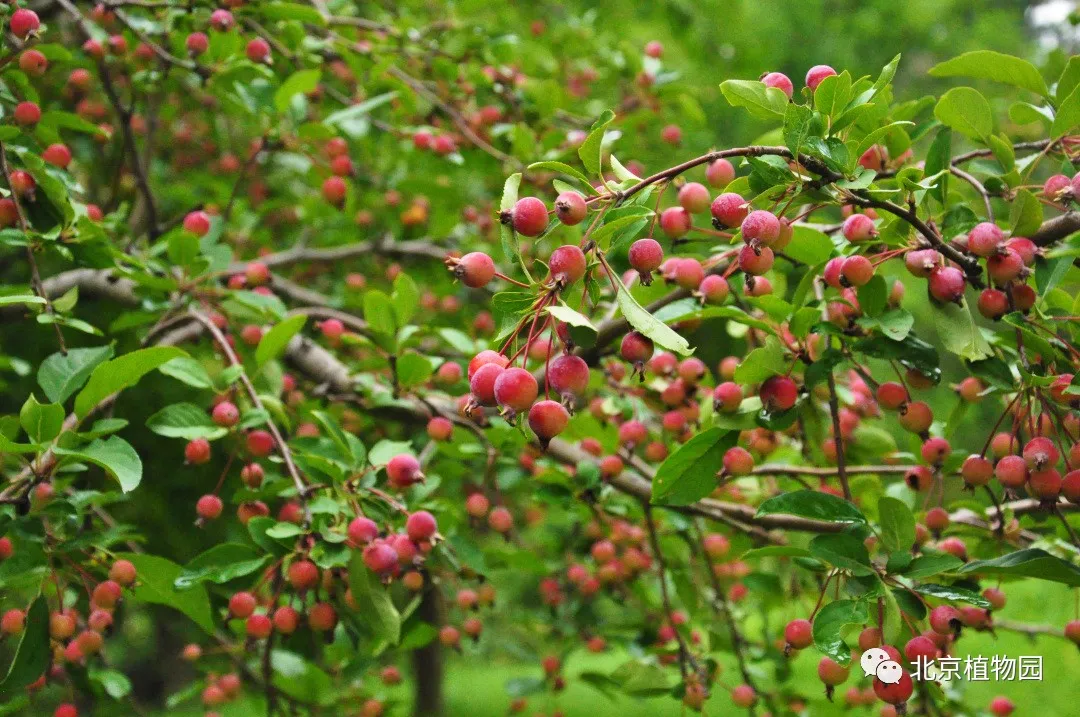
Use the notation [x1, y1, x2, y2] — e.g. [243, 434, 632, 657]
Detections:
[783, 582, 1047, 717]
[0, 553, 142, 717]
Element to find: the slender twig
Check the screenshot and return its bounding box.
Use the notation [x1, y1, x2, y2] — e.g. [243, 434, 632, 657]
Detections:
[187, 310, 312, 521]
[641, 502, 699, 680]
[0, 143, 66, 352]
[950, 165, 993, 220]
[824, 373, 852, 501]
[752, 463, 913, 477]
[386, 65, 519, 166]
[56, 0, 161, 239]
[691, 519, 773, 716]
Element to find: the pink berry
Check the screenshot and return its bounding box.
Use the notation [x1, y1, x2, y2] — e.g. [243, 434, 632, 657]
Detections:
[185, 438, 211, 464]
[784, 618, 812, 649]
[967, 222, 1004, 257]
[9, 9, 40, 39]
[659, 206, 691, 238]
[183, 210, 211, 236]
[928, 265, 965, 303]
[740, 210, 781, 245]
[840, 255, 874, 286]
[986, 249, 1025, 283]
[699, 274, 729, 304]
[760, 375, 798, 412]
[469, 362, 505, 406]
[762, 72, 794, 99]
[347, 516, 379, 546]
[628, 238, 664, 284]
[677, 182, 711, 213]
[842, 213, 876, 242]
[805, 64, 837, 91]
[555, 191, 587, 225]
[706, 159, 735, 188]
[511, 197, 548, 236]
[246, 38, 271, 63]
[710, 192, 748, 227]
[493, 367, 539, 415]
[211, 401, 239, 427]
[246, 430, 274, 457]
[548, 355, 590, 402]
[406, 511, 438, 541]
[528, 400, 570, 446]
[738, 243, 774, 275]
[386, 454, 424, 488]
[454, 252, 496, 288]
[548, 245, 587, 285]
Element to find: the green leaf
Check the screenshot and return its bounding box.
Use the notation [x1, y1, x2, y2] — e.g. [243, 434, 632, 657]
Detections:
[38, 345, 114, 404]
[929, 51, 1048, 97]
[783, 103, 813, 158]
[158, 357, 213, 389]
[396, 352, 434, 387]
[785, 225, 834, 265]
[74, 346, 186, 419]
[54, 436, 142, 492]
[812, 599, 868, 665]
[89, 669, 132, 700]
[19, 394, 64, 443]
[0, 596, 48, 691]
[871, 54, 901, 98]
[347, 552, 400, 644]
[113, 553, 214, 632]
[857, 275, 888, 318]
[545, 303, 597, 348]
[499, 172, 522, 265]
[392, 273, 420, 327]
[814, 72, 852, 119]
[1009, 189, 1043, 237]
[650, 428, 735, 506]
[733, 338, 786, 385]
[590, 206, 654, 250]
[913, 584, 991, 608]
[614, 281, 692, 356]
[877, 496, 915, 553]
[924, 127, 952, 203]
[934, 87, 993, 140]
[39, 110, 106, 136]
[0, 294, 44, 307]
[174, 544, 271, 590]
[1057, 56, 1080, 105]
[756, 490, 867, 524]
[146, 403, 227, 440]
[935, 302, 992, 361]
[899, 553, 964, 579]
[323, 91, 396, 133]
[527, 161, 596, 193]
[719, 80, 788, 120]
[609, 155, 642, 182]
[610, 660, 676, 696]
[854, 122, 915, 165]
[809, 534, 874, 576]
[363, 290, 397, 349]
[1052, 83, 1080, 138]
[957, 548, 1080, 587]
[880, 581, 902, 643]
[577, 109, 615, 178]
[256, 314, 307, 367]
[275, 69, 322, 112]
[864, 309, 914, 341]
